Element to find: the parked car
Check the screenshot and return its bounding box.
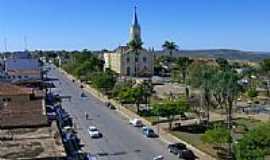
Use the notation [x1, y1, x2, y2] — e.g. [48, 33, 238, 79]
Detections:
[153, 155, 164, 160]
[88, 126, 102, 138]
[168, 143, 187, 154]
[168, 143, 196, 160]
[129, 118, 143, 127]
[179, 149, 196, 160]
[142, 127, 156, 137]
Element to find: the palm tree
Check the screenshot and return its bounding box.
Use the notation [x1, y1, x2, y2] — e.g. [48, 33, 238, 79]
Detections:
[162, 40, 178, 56]
[127, 39, 143, 77]
[175, 57, 193, 98]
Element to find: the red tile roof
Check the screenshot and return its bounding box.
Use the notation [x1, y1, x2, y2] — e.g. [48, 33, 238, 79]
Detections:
[0, 83, 32, 96]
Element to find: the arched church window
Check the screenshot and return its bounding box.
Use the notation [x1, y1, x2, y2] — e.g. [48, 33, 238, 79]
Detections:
[143, 57, 147, 63]
[135, 56, 138, 62]
[127, 67, 131, 76]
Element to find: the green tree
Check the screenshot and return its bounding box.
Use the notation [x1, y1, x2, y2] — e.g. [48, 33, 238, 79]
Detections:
[189, 63, 218, 124]
[259, 59, 270, 96]
[152, 98, 189, 130]
[175, 57, 193, 97]
[118, 86, 144, 113]
[216, 57, 231, 71]
[91, 71, 116, 93]
[201, 126, 232, 151]
[235, 123, 270, 160]
[162, 41, 178, 56]
[211, 69, 241, 159]
[112, 80, 134, 98]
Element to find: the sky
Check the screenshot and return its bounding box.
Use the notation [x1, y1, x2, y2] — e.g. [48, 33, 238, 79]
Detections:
[0, 0, 270, 52]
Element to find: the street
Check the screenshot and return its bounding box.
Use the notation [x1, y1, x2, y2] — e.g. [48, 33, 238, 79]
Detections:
[49, 66, 179, 160]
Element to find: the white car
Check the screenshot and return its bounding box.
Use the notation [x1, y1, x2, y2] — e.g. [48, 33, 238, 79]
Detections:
[88, 126, 102, 138]
[129, 118, 143, 127]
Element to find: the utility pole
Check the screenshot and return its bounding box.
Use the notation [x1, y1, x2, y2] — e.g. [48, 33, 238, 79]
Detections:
[3, 37, 7, 52]
[24, 36, 28, 51]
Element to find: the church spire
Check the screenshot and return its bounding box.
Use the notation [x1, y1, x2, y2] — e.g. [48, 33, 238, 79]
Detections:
[133, 6, 139, 26]
[129, 6, 141, 42]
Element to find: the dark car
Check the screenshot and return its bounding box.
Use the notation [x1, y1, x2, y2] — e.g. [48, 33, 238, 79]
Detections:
[168, 143, 187, 155]
[142, 127, 156, 137]
[179, 149, 196, 160]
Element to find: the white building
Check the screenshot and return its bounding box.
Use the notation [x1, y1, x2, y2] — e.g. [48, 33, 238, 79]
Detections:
[104, 7, 154, 77]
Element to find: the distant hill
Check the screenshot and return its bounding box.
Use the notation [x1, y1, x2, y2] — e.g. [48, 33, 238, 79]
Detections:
[156, 49, 270, 62]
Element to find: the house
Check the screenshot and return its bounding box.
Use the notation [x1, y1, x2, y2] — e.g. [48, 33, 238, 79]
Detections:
[0, 83, 48, 128]
[5, 58, 42, 82]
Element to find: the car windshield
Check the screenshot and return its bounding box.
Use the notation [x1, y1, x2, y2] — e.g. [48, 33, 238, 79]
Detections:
[89, 127, 97, 131]
[175, 143, 186, 149]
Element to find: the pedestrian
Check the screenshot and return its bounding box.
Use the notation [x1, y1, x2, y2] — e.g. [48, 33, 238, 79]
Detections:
[85, 112, 89, 120]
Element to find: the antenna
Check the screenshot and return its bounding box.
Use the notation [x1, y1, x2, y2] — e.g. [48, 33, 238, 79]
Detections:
[24, 36, 28, 50]
[3, 37, 7, 52]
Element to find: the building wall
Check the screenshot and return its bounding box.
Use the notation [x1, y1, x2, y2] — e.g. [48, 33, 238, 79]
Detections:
[104, 49, 154, 77]
[0, 94, 47, 128]
[104, 53, 121, 74]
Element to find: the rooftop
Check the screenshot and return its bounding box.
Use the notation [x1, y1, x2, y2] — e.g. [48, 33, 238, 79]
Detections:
[0, 83, 32, 96]
[5, 58, 40, 71]
[0, 122, 66, 159]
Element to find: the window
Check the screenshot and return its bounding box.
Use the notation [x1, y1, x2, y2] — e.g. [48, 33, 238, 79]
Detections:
[126, 57, 130, 63]
[24, 75, 28, 78]
[143, 57, 147, 63]
[18, 75, 22, 79]
[127, 67, 131, 76]
[135, 57, 138, 62]
[7, 98, 11, 102]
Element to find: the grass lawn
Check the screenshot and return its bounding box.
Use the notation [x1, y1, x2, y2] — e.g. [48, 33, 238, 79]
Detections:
[170, 117, 263, 159]
[170, 128, 218, 158]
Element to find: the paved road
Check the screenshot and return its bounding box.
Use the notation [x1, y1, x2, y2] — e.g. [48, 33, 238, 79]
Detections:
[49, 66, 179, 160]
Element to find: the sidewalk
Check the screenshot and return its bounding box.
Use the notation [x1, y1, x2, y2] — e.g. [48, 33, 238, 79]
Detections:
[58, 67, 215, 160]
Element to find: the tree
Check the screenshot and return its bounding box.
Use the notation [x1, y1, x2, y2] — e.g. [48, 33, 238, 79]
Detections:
[112, 80, 134, 98]
[216, 57, 231, 71]
[91, 71, 116, 93]
[162, 41, 178, 56]
[235, 123, 270, 160]
[259, 58, 270, 73]
[259, 59, 270, 97]
[175, 57, 194, 97]
[211, 69, 241, 159]
[201, 126, 232, 151]
[127, 39, 143, 77]
[152, 98, 189, 130]
[118, 86, 144, 113]
[189, 63, 218, 124]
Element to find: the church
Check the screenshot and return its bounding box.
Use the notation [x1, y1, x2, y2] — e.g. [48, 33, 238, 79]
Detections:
[104, 7, 154, 77]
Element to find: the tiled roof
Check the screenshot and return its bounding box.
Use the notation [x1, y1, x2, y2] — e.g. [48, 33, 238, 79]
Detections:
[0, 83, 32, 96]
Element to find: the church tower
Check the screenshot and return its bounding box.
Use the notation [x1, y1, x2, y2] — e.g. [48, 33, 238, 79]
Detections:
[129, 6, 141, 42]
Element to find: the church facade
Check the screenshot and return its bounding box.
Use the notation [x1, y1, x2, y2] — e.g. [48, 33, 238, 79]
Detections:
[104, 7, 154, 77]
